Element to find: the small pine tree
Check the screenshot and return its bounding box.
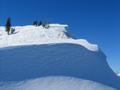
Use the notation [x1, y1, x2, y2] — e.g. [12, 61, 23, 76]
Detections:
[5, 17, 11, 35]
[38, 21, 42, 26]
[33, 21, 38, 26]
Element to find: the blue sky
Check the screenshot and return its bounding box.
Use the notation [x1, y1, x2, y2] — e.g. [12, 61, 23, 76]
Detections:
[0, 0, 120, 72]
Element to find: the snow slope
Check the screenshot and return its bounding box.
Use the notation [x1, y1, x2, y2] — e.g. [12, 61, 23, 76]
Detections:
[0, 24, 120, 90]
[117, 73, 120, 77]
[0, 24, 98, 51]
[0, 76, 116, 90]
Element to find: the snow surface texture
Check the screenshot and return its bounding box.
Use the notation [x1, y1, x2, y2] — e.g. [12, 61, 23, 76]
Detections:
[0, 76, 116, 90]
[0, 24, 120, 90]
[0, 24, 98, 51]
[117, 73, 120, 77]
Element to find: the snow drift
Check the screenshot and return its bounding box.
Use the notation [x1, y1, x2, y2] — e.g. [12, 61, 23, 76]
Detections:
[0, 24, 120, 89]
[0, 76, 116, 90]
[0, 43, 120, 89]
[117, 73, 120, 77]
[0, 24, 98, 51]
[0, 24, 70, 47]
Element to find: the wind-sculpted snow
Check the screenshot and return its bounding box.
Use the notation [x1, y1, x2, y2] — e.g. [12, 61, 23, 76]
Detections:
[0, 24, 120, 89]
[0, 25, 98, 51]
[0, 44, 120, 89]
[0, 76, 117, 90]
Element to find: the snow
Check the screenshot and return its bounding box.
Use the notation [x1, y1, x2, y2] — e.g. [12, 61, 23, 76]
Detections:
[0, 76, 116, 90]
[0, 24, 98, 51]
[0, 24, 120, 90]
[117, 73, 120, 77]
[118, 74, 120, 76]
[0, 43, 120, 89]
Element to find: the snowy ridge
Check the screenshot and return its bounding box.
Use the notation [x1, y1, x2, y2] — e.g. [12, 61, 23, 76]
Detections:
[0, 24, 120, 90]
[0, 24, 98, 51]
[0, 76, 116, 90]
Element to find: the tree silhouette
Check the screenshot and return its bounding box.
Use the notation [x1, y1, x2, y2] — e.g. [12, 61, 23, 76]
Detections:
[38, 21, 42, 26]
[5, 17, 11, 35]
[33, 21, 38, 26]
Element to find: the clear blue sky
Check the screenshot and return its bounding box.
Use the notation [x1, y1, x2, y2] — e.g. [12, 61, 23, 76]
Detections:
[0, 0, 120, 72]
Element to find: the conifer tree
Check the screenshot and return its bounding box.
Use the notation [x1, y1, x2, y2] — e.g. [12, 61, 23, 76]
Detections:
[38, 21, 42, 26]
[5, 17, 11, 35]
[33, 21, 38, 26]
